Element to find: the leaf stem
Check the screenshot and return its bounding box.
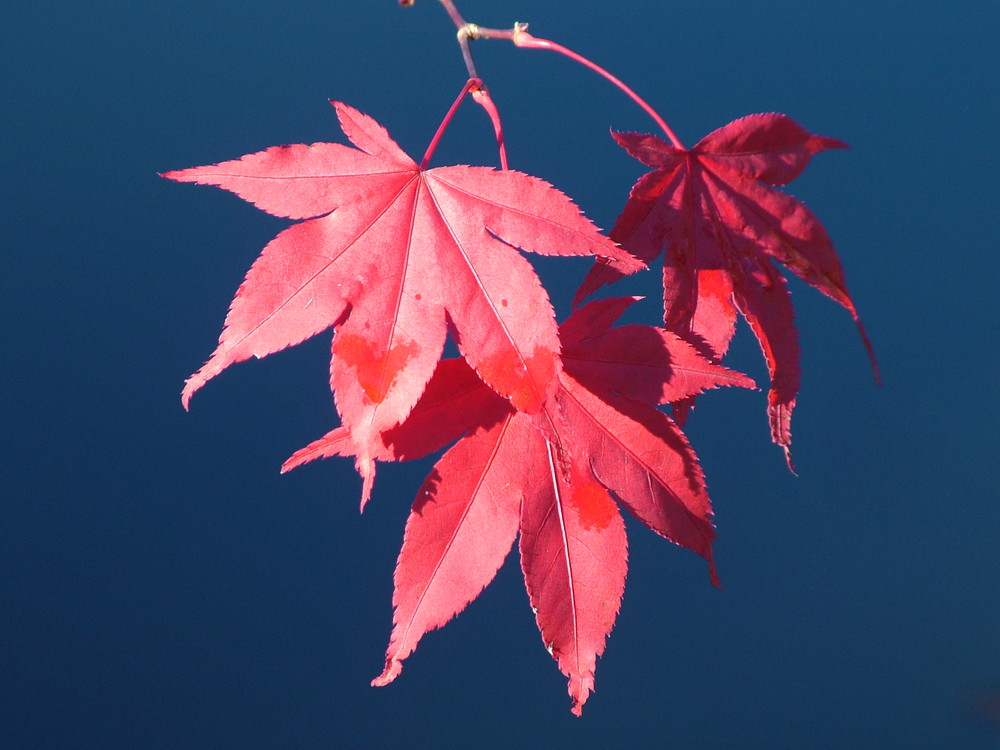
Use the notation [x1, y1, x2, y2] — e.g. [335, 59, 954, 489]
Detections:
[408, 2, 682, 155]
[420, 78, 508, 170]
[471, 85, 509, 170]
[425, 0, 479, 78]
[509, 27, 685, 149]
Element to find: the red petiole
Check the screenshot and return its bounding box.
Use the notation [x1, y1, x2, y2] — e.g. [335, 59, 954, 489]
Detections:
[420, 78, 508, 171]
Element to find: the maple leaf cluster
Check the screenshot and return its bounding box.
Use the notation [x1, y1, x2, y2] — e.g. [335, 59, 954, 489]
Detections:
[165, 95, 872, 714]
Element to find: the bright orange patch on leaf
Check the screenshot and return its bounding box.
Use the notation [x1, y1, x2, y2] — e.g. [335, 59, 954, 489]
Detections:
[475, 346, 558, 413]
[333, 333, 420, 404]
[569, 479, 616, 531]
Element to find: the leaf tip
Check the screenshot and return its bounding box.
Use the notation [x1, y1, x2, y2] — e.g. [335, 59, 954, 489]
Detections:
[814, 135, 850, 152]
[709, 558, 722, 590]
[181, 366, 214, 410]
[853, 316, 881, 386]
[160, 167, 196, 184]
[279, 450, 302, 474]
[371, 658, 402, 687]
[180, 382, 196, 411]
[783, 445, 798, 476]
[357, 457, 376, 512]
[569, 682, 593, 716]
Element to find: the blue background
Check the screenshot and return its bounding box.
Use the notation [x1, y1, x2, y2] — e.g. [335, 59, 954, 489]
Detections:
[3, 1, 998, 747]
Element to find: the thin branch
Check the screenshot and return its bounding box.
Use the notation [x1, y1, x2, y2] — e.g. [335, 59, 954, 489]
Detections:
[455, 24, 479, 79]
[403, 3, 684, 151]
[436, 0, 466, 29]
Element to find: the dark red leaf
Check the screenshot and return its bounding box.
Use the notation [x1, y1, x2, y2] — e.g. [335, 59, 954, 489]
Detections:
[577, 114, 877, 463]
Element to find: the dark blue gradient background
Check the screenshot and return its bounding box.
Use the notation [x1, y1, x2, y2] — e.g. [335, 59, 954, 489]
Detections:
[3, 2, 998, 747]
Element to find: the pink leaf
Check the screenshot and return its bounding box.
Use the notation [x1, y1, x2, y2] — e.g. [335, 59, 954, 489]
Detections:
[165, 101, 639, 494]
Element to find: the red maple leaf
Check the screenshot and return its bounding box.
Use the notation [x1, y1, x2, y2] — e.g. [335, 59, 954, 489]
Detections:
[284, 298, 754, 714]
[162, 102, 641, 503]
[576, 114, 877, 466]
